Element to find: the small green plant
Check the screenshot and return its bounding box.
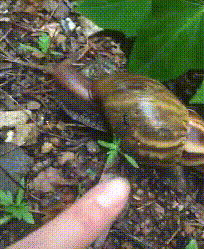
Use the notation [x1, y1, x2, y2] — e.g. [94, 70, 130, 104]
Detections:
[0, 178, 34, 225]
[185, 238, 199, 249]
[98, 135, 139, 168]
[19, 33, 63, 57]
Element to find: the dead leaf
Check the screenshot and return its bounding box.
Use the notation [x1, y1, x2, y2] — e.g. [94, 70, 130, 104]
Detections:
[29, 167, 74, 193]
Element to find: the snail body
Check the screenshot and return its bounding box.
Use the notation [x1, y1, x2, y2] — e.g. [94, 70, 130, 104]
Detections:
[10, 58, 204, 167]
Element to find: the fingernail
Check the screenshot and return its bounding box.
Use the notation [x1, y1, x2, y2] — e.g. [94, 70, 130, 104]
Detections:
[96, 177, 130, 208]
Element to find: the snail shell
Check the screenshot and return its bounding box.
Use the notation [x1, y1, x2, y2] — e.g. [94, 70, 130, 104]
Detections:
[93, 73, 190, 166]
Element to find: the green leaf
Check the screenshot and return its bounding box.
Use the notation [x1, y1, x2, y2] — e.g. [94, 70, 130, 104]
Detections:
[185, 239, 198, 249]
[113, 136, 121, 147]
[6, 191, 13, 205]
[76, 0, 204, 81]
[106, 149, 119, 164]
[0, 190, 13, 206]
[129, 0, 204, 81]
[50, 50, 64, 56]
[22, 211, 35, 224]
[0, 179, 34, 225]
[38, 33, 50, 54]
[98, 140, 119, 150]
[19, 43, 42, 54]
[189, 80, 204, 104]
[123, 153, 139, 168]
[6, 201, 32, 221]
[5, 205, 23, 220]
[76, 0, 152, 36]
[16, 178, 25, 206]
[0, 215, 12, 225]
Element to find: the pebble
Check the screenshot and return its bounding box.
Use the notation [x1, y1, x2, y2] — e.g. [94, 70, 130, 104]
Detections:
[58, 151, 75, 165]
[26, 100, 41, 110]
[12, 123, 39, 146]
[0, 110, 31, 128]
[41, 142, 53, 154]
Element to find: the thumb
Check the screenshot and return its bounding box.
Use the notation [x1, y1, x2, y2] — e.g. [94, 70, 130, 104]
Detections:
[9, 177, 130, 249]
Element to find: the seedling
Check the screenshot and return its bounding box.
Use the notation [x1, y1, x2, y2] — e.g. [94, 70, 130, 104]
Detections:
[98, 136, 139, 168]
[19, 33, 63, 57]
[0, 178, 34, 225]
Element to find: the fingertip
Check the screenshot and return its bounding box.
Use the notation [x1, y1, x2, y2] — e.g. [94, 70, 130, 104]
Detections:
[96, 177, 131, 208]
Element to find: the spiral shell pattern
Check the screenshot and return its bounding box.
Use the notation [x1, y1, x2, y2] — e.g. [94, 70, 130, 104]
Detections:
[94, 73, 189, 165]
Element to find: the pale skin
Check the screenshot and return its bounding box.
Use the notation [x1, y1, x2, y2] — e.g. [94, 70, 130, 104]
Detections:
[8, 177, 130, 249]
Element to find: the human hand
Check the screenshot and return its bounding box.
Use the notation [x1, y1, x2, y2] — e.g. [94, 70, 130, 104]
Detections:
[8, 177, 130, 249]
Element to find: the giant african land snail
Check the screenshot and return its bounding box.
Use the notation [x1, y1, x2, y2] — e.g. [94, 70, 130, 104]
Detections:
[9, 58, 204, 168]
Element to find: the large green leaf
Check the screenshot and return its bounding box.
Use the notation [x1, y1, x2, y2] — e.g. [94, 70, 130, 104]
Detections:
[129, 0, 204, 81]
[189, 79, 204, 103]
[76, 0, 204, 81]
[76, 0, 152, 36]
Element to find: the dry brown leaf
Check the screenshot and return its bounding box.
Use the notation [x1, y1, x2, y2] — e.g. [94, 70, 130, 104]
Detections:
[29, 167, 73, 193]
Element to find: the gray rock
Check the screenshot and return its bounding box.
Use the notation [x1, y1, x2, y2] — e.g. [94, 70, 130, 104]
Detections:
[0, 142, 33, 193]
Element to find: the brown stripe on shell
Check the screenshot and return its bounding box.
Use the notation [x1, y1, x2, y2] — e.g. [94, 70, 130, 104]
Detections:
[180, 151, 204, 166]
[121, 135, 184, 166]
[181, 109, 204, 166]
[102, 74, 188, 149]
[186, 109, 204, 149]
[93, 73, 190, 166]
